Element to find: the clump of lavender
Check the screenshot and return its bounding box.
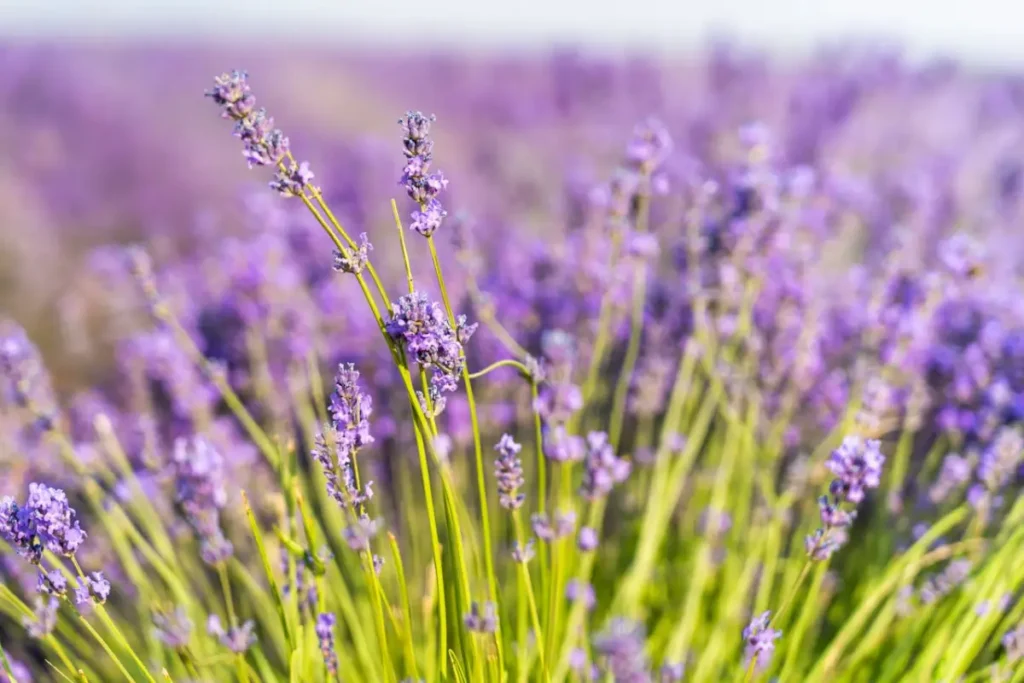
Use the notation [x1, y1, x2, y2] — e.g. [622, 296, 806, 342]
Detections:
[312, 363, 375, 510]
[153, 606, 193, 649]
[399, 111, 448, 237]
[385, 291, 476, 414]
[806, 435, 885, 560]
[205, 70, 311, 197]
[0, 483, 86, 564]
[170, 437, 233, 565]
[742, 611, 782, 672]
[494, 434, 525, 510]
[316, 612, 339, 676]
[580, 432, 631, 501]
[592, 618, 651, 682]
[207, 615, 257, 654]
[0, 322, 57, 427]
[464, 601, 498, 634]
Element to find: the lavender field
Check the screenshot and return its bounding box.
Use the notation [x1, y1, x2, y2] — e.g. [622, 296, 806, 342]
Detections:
[2, 43, 1024, 682]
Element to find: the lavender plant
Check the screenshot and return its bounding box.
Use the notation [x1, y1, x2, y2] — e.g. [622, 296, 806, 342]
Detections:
[0, 53, 1023, 683]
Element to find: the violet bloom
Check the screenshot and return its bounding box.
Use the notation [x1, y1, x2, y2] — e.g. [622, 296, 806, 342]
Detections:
[37, 570, 67, 597]
[316, 612, 339, 676]
[578, 526, 599, 552]
[74, 572, 110, 606]
[23, 596, 59, 638]
[580, 432, 631, 501]
[512, 540, 535, 564]
[593, 618, 651, 683]
[494, 434, 525, 510]
[386, 291, 476, 409]
[464, 601, 498, 634]
[1003, 622, 1024, 663]
[312, 363, 375, 511]
[566, 580, 596, 610]
[153, 606, 193, 649]
[827, 435, 885, 504]
[742, 611, 781, 671]
[333, 233, 373, 275]
[0, 322, 57, 424]
[659, 662, 685, 682]
[978, 426, 1023, 491]
[399, 111, 449, 237]
[0, 483, 86, 564]
[343, 516, 381, 553]
[626, 117, 673, 175]
[170, 437, 233, 565]
[207, 614, 257, 654]
[929, 453, 972, 503]
[532, 510, 576, 542]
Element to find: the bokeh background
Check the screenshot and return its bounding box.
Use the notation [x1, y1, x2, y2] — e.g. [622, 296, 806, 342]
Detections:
[1, 0, 1022, 393]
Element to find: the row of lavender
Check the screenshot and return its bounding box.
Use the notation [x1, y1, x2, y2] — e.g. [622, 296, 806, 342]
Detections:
[1, 47, 1024, 681]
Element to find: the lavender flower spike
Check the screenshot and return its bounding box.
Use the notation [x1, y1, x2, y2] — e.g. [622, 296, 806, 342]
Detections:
[399, 111, 449, 237]
[170, 436, 234, 565]
[494, 434, 525, 510]
[743, 611, 781, 671]
[0, 483, 86, 564]
[826, 435, 885, 504]
[316, 613, 339, 676]
[464, 601, 498, 634]
[312, 363, 375, 511]
[580, 432, 631, 501]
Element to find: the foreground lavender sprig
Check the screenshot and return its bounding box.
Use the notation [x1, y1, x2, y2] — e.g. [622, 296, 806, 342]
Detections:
[170, 437, 233, 565]
[312, 363, 375, 510]
[0, 483, 86, 564]
[399, 111, 448, 237]
[316, 612, 339, 677]
[494, 434, 525, 510]
[742, 611, 782, 672]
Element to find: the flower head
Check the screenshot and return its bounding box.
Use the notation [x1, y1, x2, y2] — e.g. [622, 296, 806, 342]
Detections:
[494, 434, 525, 510]
[0, 483, 86, 564]
[742, 611, 781, 670]
[154, 606, 193, 649]
[316, 612, 339, 676]
[170, 437, 233, 565]
[464, 601, 498, 634]
[827, 435, 885, 504]
[580, 432, 631, 500]
[207, 615, 257, 654]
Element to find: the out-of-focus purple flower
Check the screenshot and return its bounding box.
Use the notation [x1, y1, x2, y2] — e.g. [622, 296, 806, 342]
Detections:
[512, 539, 535, 563]
[170, 437, 233, 565]
[659, 662, 685, 682]
[929, 453, 972, 503]
[742, 611, 781, 671]
[342, 516, 381, 552]
[153, 606, 193, 649]
[544, 426, 585, 463]
[494, 434, 525, 510]
[532, 510, 576, 542]
[578, 526, 599, 551]
[464, 601, 498, 634]
[333, 233, 373, 275]
[566, 579, 596, 610]
[0, 322, 57, 426]
[978, 426, 1023, 491]
[316, 612, 339, 676]
[1003, 622, 1024, 662]
[581, 432, 631, 500]
[0, 483, 86, 564]
[399, 111, 448, 237]
[207, 614, 257, 654]
[626, 118, 673, 174]
[593, 618, 651, 682]
[23, 596, 59, 638]
[0, 654, 32, 683]
[826, 435, 885, 504]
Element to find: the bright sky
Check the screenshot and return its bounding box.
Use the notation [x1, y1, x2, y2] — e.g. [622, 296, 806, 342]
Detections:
[1, 0, 1022, 65]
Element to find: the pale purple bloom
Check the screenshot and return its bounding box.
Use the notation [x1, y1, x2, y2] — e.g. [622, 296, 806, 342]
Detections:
[0, 483, 86, 564]
[532, 510, 576, 542]
[316, 613, 339, 676]
[494, 434, 525, 510]
[978, 426, 1023, 491]
[581, 432, 631, 500]
[313, 364, 375, 511]
[207, 614, 257, 654]
[827, 435, 885, 504]
[742, 611, 781, 671]
[578, 526, 598, 552]
[593, 618, 651, 682]
[464, 601, 497, 634]
[170, 437, 233, 565]
[23, 596, 59, 638]
[566, 580, 596, 610]
[154, 606, 193, 649]
[74, 572, 110, 606]
[512, 540, 535, 564]
[399, 111, 448, 237]
[343, 516, 381, 552]
[333, 233, 373, 275]
[37, 570, 67, 597]
[270, 161, 314, 197]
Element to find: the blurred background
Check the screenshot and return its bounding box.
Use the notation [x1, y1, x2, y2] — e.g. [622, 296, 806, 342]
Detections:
[1, 0, 1022, 393]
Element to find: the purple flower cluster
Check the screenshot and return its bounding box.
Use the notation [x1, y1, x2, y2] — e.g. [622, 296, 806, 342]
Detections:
[494, 433, 525, 510]
[206, 70, 313, 198]
[399, 111, 448, 237]
[464, 601, 498, 634]
[385, 291, 476, 413]
[312, 363, 375, 510]
[742, 611, 781, 671]
[0, 483, 86, 564]
[316, 612, 339, 676]
[592, 618, 651, 683]
[580, 432, 631, 501]
[207, 614, 257, 654]
[153, 606, 193, 649]
[532, 509, 576, 542]
[170, 437, 233, 565]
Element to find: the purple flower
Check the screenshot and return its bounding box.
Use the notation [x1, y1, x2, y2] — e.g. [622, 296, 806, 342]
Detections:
[826, 435, 885, 504]
[0, 322, 57, 424]
[386, 292, 472, 405]
[333, 233, 373, 275]
[207, 71, 297, 172]
[578, 526, 599, 552]
[170, 437, 233, 565]
[626, 117, 673, 174]
[593, 618, 651, 682]
[742, 611, 781, 671]
[343, 516, 381, 552]
[207, 614, 257, 654]
[566, 580, 596, 610]
[270, 161, 314, 197]
[153, 606, 193, 649]
[37, 570, 67, 597]
[494, 434, 525, 510]
[929, 453, 972, 503]
[23, 596, 59, 638]
[0, 483, 86, 564]
[1003, 622, 1024, 663]
[512, 540, 535, 563]
[399, 111, 448, 237]
[978, 426, 1023, 491]
[464, 601, 498, 634]
[316, 612, 339, 676]
[659, 662, 685, 682]
[74, 572, 110, 606]
[313, 364, 375, 511]
[532, 510, 576, 542]
[206, 70, 256, 120]
[580, 432, 631, 500]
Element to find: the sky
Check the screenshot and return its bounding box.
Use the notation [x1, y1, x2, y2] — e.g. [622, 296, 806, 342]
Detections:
[1, 0, 1022, 65]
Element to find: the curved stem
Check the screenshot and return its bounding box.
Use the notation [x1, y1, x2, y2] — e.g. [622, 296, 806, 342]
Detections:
[468, 359, 531, 380]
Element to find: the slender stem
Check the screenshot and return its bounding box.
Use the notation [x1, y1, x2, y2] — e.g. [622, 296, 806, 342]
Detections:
[469, 358, 531, 380]
[413, 424, 448, 678]
[513, 511, 548, 679]
[392, 199, 417, 295]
